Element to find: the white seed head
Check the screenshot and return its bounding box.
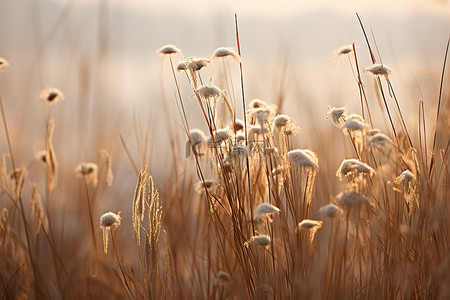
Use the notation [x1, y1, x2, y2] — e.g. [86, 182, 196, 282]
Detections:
[212, 47, 240, 62]
[100, 211, 121, 228]
[249, 99, 269, 109]
[298, 219, 323, 230]
[336, 191, 370, 209]
[395, 170, 415, 190]
[189, 128, 207, 144]
[213, 128, 232, 143]
[176, 61, 187, 72]
[244, 235, 271, 248]
[335, 44, 354, 56]
[288, 149, 319, 171]
[368, 133, 393, 146]
[342, 114, 366, 132]
[364, 63, 393, 78]
[157, 44, 182, 56]
[254, 203, 280, 222]
[75, 162, 98, 186]
[251, 108, 273, 126]
[197, 85, 222, 100]
[319, 204, 343, 218]
[39, 87, 65, 104]
[187, 57, 210, 71]
[326, 106, 347, 128]
[273, 114, 291, 128]
[0, 57, 10, 73]
[337, 158, 375, 181]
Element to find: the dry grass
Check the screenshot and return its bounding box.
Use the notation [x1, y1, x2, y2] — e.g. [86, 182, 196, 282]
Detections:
[0, 15, 449, 300]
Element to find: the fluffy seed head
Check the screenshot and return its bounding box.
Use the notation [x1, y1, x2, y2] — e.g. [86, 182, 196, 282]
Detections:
[298, 219, 323, 230]
[364, 63, 393, 78]
[40, 87, 65, 104]
[187, 57, 210, 71]
[213, 128, 232, 143]
[100, 211, 122, 228]
[75, 162, 98, 186]
[213, 47, 240, 62]
[337, 158, 375, 181]
[273, 114, 291, 128]
[244, 235, 271, 248]
[249, 99, 269, 109]
[254, 203, 280, 222]
[189, 128, 207, 144]
[319, 204, 343, 218]
[395, 170, 415, 192]
[288, 149, 319, 171]
[368, 133, 393, 146]
[335, 44, 354, 56]
[336, 191, 370, 209]
[326, 106, 347, 128]
[343, 114, 366, 132]
[157, 44, 182, 56]
[197, 85, 222, 100]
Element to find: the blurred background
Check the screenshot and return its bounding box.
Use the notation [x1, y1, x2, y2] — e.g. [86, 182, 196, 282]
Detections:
[0, 0, 449, 206]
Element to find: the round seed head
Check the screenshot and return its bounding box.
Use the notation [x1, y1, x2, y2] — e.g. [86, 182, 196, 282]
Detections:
[244, 235, 271, 248]
[100, 211, 121, 229]
[319, 204, 343, 218]
[213, 47, 240, 62]
[288, 149, 319, 171]
[157, 44, 182, 56]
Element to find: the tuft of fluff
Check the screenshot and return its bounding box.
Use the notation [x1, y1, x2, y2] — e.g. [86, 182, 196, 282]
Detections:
[213, 128, 232, 144]
[251, 107, 273, 127]
[100, 211, 121, 254]
[39, 87, 65, 104]
[75, 162, 99, 186]
[288, 149, 319, 171]
[249, 99, 269, 109]
[213, 47, 240, 62]
[334, 44, 354, 56]
[319, 204, 343, 218]
[298, 219, 323, 242]
[368, 133, 393, 146]
[0, 57, 10, 72]
[157, 44, 182, 56]
[244, 235, 271, 248]
[326, 106, 347, 128]
[342, 114, 366, 132]
[197, 85, 222, 100]
[336, 191, 370, 209]
[176, 61, 187, 72]
[273, 114, 291, 128]
[336, 158, 375, 181]
[189, 128, 207, 144]
[298, 219, 323, 230]
[364, 63, 393, 78]
[187, 57, 210, 71]
[395, 170, 415, 192]
[100, 211, 122, 228]
[254, 203, 280, 222]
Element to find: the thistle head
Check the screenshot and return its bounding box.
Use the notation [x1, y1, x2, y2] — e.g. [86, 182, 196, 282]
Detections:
[100, 211, 122, 229]
[364, 63, 393, 78]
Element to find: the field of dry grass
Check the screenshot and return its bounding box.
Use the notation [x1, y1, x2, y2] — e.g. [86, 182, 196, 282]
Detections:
[0, 11, 449, 299]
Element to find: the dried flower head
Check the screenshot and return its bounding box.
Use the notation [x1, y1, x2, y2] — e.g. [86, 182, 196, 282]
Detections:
[298, 219, 323, 242]
[213, 128, 232, 144]
[395, 170, 415, 192]
[197, 84, 222, 100]
[368, 133, 393, 146]
[342, 114, 367, 132]
[189, 128, 207, 144]
[319, 204, 343, 218]
[249, 99, 269, 109]
[100, 211, 122, 254]
[186, 57, 210, 72]
[273, 114, 291, 128]
[336, 191, 370, 210]
[288, 149, 319, 171]
[75, 162, 98, 186]
[335, 44, 354, 56]
[0, 57, 10, 73]
[364, 63, 393, 78]
[176, 61, 187, 72]
[244, 235, 271, 248]
[336, 158, 375, 181]
[39, 87, 65, 104]
[254, 203, 281, 222]
[326, 106, 347, 128]
[157, 44, 182, 56]
[213, 47, 240, 62]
